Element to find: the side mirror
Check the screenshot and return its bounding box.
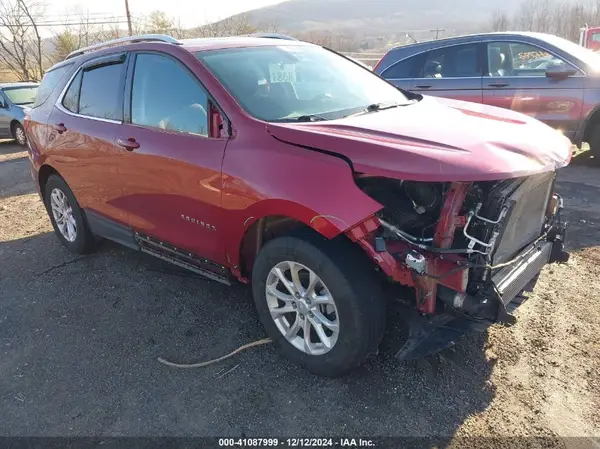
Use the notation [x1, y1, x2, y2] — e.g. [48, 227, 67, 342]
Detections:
[0, 98, 6, 108]
[546, 65, 578, 80]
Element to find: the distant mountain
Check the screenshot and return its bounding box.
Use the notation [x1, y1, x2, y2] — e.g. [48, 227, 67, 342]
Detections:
[239, 0, 527, 35]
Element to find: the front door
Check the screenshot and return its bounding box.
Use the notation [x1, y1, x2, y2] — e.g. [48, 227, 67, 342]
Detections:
[0, 92, 12, 137]
[115, 52, 228, 264]
[45, 54, 128, 224]
[482, 41, 584, 138]
[409, 43, 484, 104]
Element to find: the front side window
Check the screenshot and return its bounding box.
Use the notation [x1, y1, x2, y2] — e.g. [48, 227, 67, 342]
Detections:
[131, 53, 208, 136]
[4, 86, 38, 106]
[34, 63, 72, 108]
[420, 44, 480, 78]
[78, 62, 124, 120]
[197, 45, 412, 122]
[487, 42, 570, 77]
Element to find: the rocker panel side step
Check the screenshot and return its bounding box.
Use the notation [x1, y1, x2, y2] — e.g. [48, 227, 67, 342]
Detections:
[134, 233, 232, 285]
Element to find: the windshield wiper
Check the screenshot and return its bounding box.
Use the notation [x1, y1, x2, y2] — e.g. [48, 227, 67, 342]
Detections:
[345, 101, 403, 118]
[293, 114, 328, 122]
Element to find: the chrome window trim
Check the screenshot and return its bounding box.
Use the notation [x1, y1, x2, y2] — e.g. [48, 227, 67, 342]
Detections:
[390, 76, 483, 81]
[54, 64, 123, 125]
[380, 37, 586, 80]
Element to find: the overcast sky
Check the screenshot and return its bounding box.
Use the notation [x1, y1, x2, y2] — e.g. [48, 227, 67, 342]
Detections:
[42, 0, 286, 29]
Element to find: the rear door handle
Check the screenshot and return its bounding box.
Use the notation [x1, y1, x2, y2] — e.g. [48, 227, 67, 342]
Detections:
[488, 83, 510, 88]
[117, 137, 140, 151]
[53, 123, 66, 134]
[414, 84, 432, 89]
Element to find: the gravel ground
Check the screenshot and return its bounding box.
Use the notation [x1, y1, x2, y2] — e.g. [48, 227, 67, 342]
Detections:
[0, 140, 599, 446]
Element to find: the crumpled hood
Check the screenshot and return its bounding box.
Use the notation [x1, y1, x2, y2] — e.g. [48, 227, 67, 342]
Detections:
[266, 96, 572, 182]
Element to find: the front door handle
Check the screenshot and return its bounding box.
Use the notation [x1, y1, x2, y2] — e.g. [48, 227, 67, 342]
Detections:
[414, 84, 432, 89]
[117, 137, 140, 151]
[488, 82, 510, 88]
[53, 123, 67, 134]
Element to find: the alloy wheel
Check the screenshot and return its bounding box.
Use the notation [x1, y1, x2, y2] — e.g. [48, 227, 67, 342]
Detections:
[50, 188, 77, 242]
[265, 261, 340, 355]
[15, 125, 26, 145]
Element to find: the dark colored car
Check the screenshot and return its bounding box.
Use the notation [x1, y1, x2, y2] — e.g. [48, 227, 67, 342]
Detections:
[26, 34, 570, 377]
[375, 32, 600, 156]
[0, 82, 38, 145]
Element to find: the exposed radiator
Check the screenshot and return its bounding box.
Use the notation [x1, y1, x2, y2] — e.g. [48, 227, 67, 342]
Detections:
[493, 172, 554, 264]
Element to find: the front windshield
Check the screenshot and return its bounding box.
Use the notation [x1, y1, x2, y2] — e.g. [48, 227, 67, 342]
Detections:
[3, 86, 38, 105]
[197, 45, 411, 122]
[541, 33, 600, 70]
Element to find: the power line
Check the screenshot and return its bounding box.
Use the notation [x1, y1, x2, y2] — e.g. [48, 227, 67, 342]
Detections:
[430, 28, 445, 40]
[0, 20, 129, 27]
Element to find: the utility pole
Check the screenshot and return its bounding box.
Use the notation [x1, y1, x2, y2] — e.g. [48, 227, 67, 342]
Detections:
[124, 0, 133, 36]
[430, 28, 445, 40]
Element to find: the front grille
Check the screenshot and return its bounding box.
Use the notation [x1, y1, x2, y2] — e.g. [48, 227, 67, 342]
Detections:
[493, 172, 554, 264]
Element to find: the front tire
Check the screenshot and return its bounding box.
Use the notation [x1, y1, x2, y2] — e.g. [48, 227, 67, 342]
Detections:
[252, 231, 386, 377]
[44, 175, 96, 254]
[588, 123, 600, 159]
[12, 122, 26, 146]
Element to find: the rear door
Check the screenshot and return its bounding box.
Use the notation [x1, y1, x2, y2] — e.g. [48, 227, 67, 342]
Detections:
[482, 41, 584, 136]
[46, 53, 128, 224]
[409, 43, 484, 104]
[115, 51, 228, 264]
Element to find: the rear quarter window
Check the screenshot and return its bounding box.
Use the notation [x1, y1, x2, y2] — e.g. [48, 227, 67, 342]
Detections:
[33, 63, 73, 108]
[381, 56, 417, 79]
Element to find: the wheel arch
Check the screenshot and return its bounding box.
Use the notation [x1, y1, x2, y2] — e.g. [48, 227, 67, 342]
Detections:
[38, 164, 62, 198]
[231, 199, 377, 280]
[581, 105, 600, 144]
[9, 119, 22, 136]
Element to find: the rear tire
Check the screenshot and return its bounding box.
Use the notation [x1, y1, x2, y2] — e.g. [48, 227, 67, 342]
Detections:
[44, 175, 96, 254]
[251, 231, 386, 377]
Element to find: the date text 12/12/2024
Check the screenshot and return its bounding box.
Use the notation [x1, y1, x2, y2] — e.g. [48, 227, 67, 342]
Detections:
[218, 438, 376, 447]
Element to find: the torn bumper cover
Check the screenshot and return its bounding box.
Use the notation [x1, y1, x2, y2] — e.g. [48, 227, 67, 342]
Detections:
[395, 224, 569, 360]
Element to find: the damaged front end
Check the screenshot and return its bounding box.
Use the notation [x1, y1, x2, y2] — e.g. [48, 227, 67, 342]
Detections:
[347, 173, 569, 360]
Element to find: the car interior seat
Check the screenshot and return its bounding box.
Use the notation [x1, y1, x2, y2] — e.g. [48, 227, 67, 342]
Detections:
[424, 60, 443, 78]
[489, 47, 509, 76]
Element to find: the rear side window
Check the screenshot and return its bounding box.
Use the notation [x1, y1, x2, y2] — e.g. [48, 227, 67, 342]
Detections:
[78, 63, 124, 121]
[381, 57, 416, 79]
[131, 53, 208, 136]
[419, 44, 480, 78]
[33, 63, 72, 108]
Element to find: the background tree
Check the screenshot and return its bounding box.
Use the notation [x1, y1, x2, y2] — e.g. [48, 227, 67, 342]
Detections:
[0, 0, 44, 81]
[491, 9, 510, 32]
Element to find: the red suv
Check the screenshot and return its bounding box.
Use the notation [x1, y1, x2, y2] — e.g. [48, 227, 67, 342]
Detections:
[26, 35, 571, 377]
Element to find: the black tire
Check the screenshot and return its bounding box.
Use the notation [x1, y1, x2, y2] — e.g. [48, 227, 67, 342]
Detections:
[44, 174, 96, 254]
[589, 123, 600, 158]
[12, 122, 26, 146]
[251, 231, 386, 377]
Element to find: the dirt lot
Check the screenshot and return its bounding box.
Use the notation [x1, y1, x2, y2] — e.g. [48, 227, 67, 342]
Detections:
[0, 139, 599, 446]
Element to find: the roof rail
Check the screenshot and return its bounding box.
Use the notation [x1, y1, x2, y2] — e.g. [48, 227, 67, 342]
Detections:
[65, 34, 180, 60]
[243, 33, 298, 41]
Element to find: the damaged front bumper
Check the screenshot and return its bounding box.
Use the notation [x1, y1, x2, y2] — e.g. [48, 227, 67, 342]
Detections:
[395, 224, 569, 360]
